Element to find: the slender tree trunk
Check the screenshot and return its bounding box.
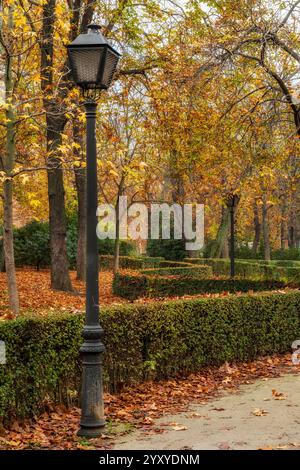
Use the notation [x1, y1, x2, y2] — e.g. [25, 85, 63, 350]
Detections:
[0, 236, 5, 272]
[262, 194, 271, 262]
[288, 199, 297, 248]
[209, 205, 230, 258]
[2, 5, 19, 314]
[41, 0, 72, 291]
[280, 200, 289, 250]
[46, 123, 73, 291]
[113, 232, 120, 274]
[252, 199, 261, 254]
[3, 180, 19, 314]
[221, 236, 229, 258]
[220, 206, 229, 258]
[113, 180, 125, 274]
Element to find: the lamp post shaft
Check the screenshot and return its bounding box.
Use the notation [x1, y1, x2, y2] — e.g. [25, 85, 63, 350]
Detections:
[230, 202, 235, 279]
[77, 100, 105, 438]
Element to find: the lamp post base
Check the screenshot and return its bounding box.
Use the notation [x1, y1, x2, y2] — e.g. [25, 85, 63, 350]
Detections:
[77, 325, 105, 438]
[77, 423, 105, 438]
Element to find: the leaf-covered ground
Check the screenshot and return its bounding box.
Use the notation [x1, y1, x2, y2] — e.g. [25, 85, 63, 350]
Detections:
[0, 353, 298, 450]
[0, 269, 298, 318]
[0, 269, 128, 316]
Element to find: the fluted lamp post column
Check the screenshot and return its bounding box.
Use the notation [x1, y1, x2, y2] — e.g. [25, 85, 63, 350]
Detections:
[67, 24, 121, 438]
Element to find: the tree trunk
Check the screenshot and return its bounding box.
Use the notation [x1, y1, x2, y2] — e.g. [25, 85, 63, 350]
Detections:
[262, 194, 271, 262]
[113, 181, 125, 275]
[209, 205, 230, 258]
[3, 180, 19, 314]
[0, 238, 5, 272]
[46, 124, 73, 291]
[41, 0, 72, 291]
[221, 235, 229, 258]
[2, 5, 19, 315]
[280, 200, 289, 250]
[113, 235, 120, 274]
[252, 199, 261, 254]
[220, 206, 229, 258]
[288, 197, 300, 249]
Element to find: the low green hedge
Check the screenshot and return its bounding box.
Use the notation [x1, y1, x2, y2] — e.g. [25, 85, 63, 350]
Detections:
[141, 265, 212, 278]
[184, 258, 300, 283]
[238, 259, 300, 267]
[1, 291, 300, 423]
[99, 256, 195, 270]
[99, 255, 165, 270]
[113, 273, 288, 300]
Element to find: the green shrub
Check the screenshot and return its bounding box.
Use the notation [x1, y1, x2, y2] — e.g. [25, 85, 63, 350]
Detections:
[1, 291, 300, 422]
[113, 272, 288, 300]
[98, 239, 136, 256]
[184, 258, 300, 283]
[235, 245, 262, 259]
[147, 239, 186, 261]
[3, 219, 136, 269]
[272, 248, 300, 261]
[141, 265, 212, 278]
[13, 221, 51, 269]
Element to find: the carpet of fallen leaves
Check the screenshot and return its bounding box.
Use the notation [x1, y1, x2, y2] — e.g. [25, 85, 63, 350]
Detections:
[0, 269, 129, 315]
[0, 353, 298, 450]
[0, 269, 298, 318]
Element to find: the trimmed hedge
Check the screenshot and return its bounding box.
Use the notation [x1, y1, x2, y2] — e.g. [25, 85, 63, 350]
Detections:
[113, 272, 288, 300]
[141, 265, 213, 278]
[157, 260, 193, 268]
[99, 256, 193, 270]
[240, 259, 300, 268]
[1, 291, 300, 423]
[100, 255, 164, 270]
[184, 258, 300, 283]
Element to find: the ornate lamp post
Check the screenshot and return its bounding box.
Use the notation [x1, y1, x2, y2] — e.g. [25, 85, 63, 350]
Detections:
[67, 24, 121, 437]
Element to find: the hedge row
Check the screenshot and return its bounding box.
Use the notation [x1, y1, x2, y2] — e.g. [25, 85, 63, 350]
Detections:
[184, 258, 300, 283]
[113, 272, 288, 300]
[239, 259, 300, 267]
[99, 256, 193, 270]
[99, 255, 164, 270]
[1, 291, 300, 423]
[141, 265, 212, 278]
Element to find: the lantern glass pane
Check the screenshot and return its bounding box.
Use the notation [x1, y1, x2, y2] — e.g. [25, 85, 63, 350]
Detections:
[70, 47, 103, 87]
[102, 49, 119, 88]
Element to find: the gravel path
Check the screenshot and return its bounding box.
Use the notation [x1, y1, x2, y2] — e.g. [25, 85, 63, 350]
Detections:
[114, 373, 300, 450]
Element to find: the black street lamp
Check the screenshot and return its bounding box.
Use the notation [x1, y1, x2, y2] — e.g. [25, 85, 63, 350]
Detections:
[67, 24, 121, 438]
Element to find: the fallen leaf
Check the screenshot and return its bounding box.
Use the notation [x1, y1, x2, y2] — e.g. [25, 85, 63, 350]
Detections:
[171, 425, 188, 431]
[272, 389, 286, 400]
[252, 408, 268, 416]
[218, 442, 231, 450]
